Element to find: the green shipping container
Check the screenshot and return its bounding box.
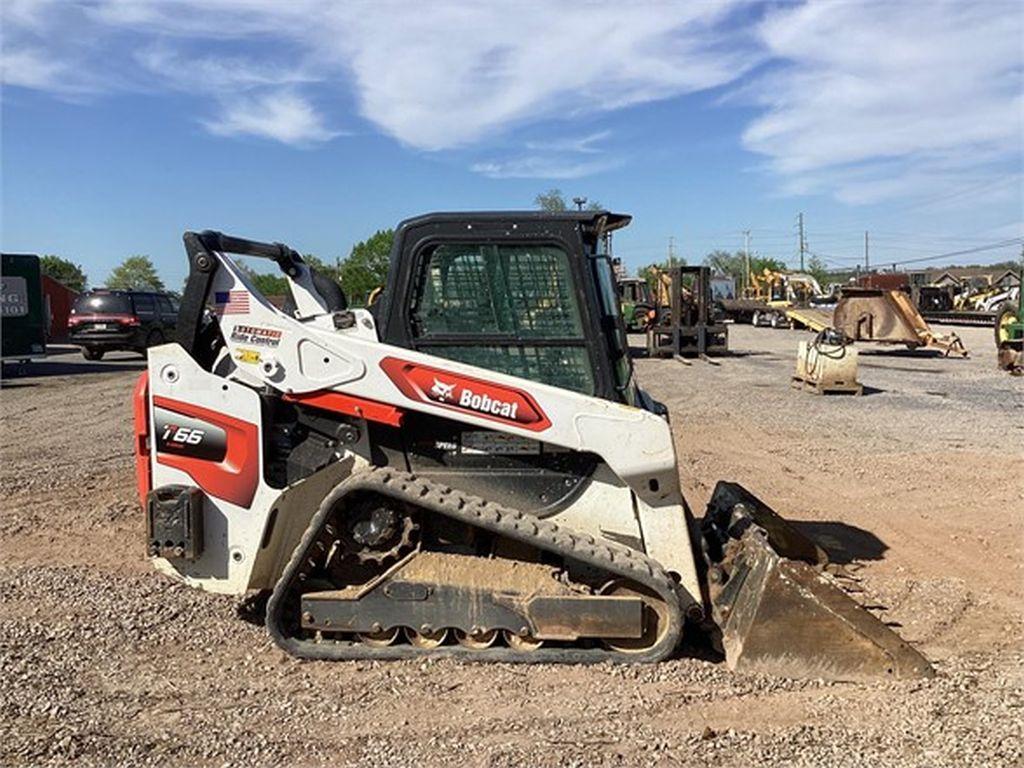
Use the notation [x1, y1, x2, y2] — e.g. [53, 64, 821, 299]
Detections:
[2, 253, 47, 361]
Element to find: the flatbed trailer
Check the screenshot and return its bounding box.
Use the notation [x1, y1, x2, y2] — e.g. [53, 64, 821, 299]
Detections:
[785, 307, 833, 332]
[920, 310, 996, 327]
[719, 298, 789, 327]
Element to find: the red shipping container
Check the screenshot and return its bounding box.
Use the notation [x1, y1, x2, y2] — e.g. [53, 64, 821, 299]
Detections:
[41, 275, 79, 342]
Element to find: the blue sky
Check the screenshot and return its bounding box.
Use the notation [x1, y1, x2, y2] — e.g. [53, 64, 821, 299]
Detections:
[2, 0, 1022, 290]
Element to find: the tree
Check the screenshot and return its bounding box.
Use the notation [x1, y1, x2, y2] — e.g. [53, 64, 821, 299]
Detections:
[534, 189, 604, 212]
[638, 257, 686, 297]
[251, 272, 289, 297]
[40, 255, 88, 292]
[703, 250, 786, 288]
[302, 253, 339, 281]
[534, 189, 568, 212]
[235, 262, 288, 297]
[339, 229, 394, 306]
[704, 249, 742, 280]
[106, 255, 164, 291]
[805, 254, 830, 287]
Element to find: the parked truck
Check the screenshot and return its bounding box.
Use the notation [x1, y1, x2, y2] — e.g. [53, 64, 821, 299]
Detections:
[1, 253, 47, 366]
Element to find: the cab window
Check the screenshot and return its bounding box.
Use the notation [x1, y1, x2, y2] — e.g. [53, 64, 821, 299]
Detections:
[410, 243, 594, 394]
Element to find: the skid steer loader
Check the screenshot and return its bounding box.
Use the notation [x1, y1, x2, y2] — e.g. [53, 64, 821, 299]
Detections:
[135, 211, 932, 680]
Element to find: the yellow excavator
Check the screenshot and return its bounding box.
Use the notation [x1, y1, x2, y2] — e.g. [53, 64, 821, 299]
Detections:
[727, 268, 825, 328]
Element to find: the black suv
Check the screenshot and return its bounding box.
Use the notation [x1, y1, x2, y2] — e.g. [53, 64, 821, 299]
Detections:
[68, 290, 178, 360]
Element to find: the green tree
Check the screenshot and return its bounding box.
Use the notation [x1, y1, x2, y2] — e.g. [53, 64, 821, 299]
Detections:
[534, 189, 604, 212]
[804, 254, 830, 287]
[339, 229, 394, 306]
[40, 255, 88, 292]
[703, 250, 786, 288]
[534, 188, 568, 212]
[236, 262, 289, 297]
[302, 253, 340, 281]
[638, 257, 687, 298]
[106, 255, 164, 291]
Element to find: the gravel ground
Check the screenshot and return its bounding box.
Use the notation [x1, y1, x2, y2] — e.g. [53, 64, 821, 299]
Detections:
[1, 328, 1021, 767]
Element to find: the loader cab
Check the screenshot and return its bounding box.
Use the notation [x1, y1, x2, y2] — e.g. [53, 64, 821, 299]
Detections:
[374, 211, 637, 405]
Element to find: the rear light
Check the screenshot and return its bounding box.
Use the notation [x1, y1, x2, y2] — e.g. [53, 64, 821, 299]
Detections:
[67, 313, 139, 327]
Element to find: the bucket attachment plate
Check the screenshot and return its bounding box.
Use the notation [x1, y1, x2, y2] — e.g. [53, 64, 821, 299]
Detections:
[703, 482, 934, 681]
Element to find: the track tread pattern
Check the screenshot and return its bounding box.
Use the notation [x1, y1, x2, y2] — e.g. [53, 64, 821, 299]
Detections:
[266, 467, 685, 664]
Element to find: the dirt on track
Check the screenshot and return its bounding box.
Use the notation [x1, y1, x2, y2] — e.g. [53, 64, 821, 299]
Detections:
[1, 328, 1022, 768]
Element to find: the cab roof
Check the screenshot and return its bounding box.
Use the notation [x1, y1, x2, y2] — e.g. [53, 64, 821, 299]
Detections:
[395, 210, 632, 237]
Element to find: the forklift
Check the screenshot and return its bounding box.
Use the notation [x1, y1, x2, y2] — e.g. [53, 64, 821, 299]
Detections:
[645, 265, 728, 359]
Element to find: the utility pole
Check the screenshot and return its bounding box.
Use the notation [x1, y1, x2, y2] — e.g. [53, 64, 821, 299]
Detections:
[797, 213, 806, 272]
[668, 236, 676, 267]
[743, 229, 751, 294]
[864, 231, 869, 270]
[572, 196, 587, 211]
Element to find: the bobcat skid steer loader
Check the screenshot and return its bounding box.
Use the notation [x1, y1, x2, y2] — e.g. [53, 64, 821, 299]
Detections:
[135, 212, 932, 680]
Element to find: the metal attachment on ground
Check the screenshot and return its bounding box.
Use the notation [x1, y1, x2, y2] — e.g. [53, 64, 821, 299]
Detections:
[792, 327, 862, 395]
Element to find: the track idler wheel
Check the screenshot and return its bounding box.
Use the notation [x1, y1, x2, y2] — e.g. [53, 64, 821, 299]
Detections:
[356, 627, 400, 647]
[405, 627, 448, 649]
[598, 580, 671, 654]
[455, 629, 498, 650]
[503, 630, 543, 652]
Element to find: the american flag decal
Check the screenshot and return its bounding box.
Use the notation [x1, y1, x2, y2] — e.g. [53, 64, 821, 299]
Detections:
[214, 290, 250, 315]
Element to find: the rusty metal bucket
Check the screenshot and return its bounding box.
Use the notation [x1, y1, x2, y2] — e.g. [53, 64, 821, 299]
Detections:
[833, 287, 968, 357]
[701, 482, 934, 681]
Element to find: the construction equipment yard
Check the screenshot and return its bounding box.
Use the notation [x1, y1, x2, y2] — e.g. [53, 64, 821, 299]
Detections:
[1, 323, 1020, 768]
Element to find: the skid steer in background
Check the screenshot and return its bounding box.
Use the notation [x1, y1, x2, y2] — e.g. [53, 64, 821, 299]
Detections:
[135, 211, 932, 680]
[994, 265, 1023, 374]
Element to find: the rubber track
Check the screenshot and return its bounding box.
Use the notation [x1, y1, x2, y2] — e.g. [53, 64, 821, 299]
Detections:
[266, 467, 685, 663]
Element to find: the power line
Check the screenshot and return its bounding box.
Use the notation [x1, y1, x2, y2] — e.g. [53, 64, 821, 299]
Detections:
[808, 249, 863, 267]
[888, 238, 1024, 267]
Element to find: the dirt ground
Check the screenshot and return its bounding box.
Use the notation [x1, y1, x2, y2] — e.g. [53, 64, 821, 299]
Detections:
[1, 327, 1021, 768]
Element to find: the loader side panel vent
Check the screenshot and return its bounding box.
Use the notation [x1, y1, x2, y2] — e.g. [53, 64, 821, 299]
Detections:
[409, 243, 594, 395]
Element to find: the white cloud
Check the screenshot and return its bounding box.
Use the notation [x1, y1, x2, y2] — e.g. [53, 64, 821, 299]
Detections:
[203, 91, 340, 145]
[471, 155, 622, 180]
[525, 131, 612, 155]
[1, 0, 1021, 205]
[739, 0, 1024, 205]
[0, 0, 755, 156]
[327, 3, 754, 150]
[1, 47, 68, 91]
[135, 45, 315, 93]
[473, 130, 621, 178]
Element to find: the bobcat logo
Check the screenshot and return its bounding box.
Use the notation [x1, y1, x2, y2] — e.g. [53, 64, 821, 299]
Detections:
[430, 378, 456, 402]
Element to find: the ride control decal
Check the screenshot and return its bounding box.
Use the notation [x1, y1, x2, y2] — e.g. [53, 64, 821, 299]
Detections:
[230, 324, 282, 348]
[379, 357, 551, 432]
